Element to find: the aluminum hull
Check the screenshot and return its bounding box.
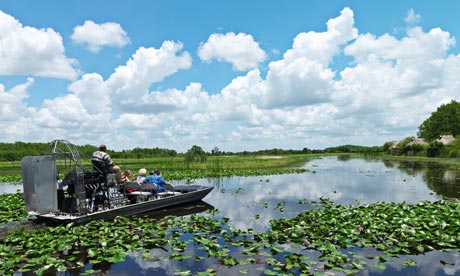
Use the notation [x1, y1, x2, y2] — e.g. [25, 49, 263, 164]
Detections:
[32, 185, 213, 225]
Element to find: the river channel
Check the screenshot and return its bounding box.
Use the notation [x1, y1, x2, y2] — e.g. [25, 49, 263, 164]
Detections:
[2, 156, 460, 275]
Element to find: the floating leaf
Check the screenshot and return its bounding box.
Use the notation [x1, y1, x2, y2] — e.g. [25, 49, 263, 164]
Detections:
[403, 259, 417, 266]
[174, 269, 192, 275]
[374, 263, 386, 270]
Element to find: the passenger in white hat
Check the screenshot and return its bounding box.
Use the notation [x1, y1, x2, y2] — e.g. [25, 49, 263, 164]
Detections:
[136, 168, 147, 184]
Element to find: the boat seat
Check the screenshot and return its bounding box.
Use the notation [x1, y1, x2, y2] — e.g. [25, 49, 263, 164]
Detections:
[91, 159, 109, 174]
[83, 170, 103, 185]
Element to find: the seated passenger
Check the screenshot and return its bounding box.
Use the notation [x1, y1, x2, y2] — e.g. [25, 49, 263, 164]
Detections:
[140, 170, 157, 192]
[91, 144, 122, 183]
[143, 169, 168, 192]
[121, 170, 133, 182]
[136, 168, 147, 184]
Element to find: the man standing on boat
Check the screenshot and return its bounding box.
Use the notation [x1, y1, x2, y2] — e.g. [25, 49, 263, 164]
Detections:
[91, 144, 122, 183]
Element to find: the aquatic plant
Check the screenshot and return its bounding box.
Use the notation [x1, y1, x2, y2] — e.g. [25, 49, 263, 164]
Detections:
[163, 168, 308, 181]
[1, 199, 460, 275]
[261, 198, 460, 272]
[0, 192, 27, 223]
[0, 176, 22, 183]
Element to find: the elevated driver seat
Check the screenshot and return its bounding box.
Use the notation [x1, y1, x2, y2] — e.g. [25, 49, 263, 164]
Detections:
[91, 159, 109, 175]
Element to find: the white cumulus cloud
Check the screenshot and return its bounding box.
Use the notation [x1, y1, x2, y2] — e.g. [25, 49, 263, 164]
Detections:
[3, 6, 460, 152]
[107, 41, 192, 109]
[198, 32, 266, 71]
[248, 6, 358, 109]
[71, 20, 130, 52]
[0, 10, 78, 80]
[0, 78, 33, 122]
[68, 73, 111, 115]
[18, 73, 114, 143]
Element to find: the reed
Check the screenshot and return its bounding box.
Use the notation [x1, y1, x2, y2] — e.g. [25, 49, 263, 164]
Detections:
[0, 154, 311, 183]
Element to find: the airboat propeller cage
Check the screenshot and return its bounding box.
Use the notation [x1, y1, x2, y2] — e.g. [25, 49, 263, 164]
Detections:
[21, 140, 85, 214]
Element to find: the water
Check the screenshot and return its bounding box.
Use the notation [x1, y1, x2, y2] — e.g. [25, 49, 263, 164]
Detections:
[3, 156, 460, 275]
[0, 184, 22, 194]
[190, 156, 454, 233]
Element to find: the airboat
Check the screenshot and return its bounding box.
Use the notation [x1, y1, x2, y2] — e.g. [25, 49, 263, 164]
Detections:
[21, 140, 214, 225]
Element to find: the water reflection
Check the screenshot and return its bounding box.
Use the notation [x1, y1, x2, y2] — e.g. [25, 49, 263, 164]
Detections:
[425, 169, 460, 198]
[0, 183, 22, 194]
[380, 159, 460, 199]
[352, 248, 460, 276]
[166, 156, 460, 276]
[134, 201, 214, 220]
[188, 156, 459, 233]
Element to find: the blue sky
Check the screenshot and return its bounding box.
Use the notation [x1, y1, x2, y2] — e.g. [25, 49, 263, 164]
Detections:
[1, 1, 460, 152]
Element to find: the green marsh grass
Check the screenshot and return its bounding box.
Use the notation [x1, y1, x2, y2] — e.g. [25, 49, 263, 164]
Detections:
[0, 154, 310, 183]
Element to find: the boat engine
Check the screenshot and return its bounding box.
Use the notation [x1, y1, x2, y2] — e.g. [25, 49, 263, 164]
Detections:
[22, 140, 126, 217]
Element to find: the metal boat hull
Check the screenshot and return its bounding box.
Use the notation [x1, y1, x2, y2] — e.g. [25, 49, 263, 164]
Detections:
[32, 185, 213, 225]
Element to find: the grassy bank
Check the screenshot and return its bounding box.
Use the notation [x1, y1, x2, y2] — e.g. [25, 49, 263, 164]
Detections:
[3, 152, 459, 183]
[0, 154, 311, 183]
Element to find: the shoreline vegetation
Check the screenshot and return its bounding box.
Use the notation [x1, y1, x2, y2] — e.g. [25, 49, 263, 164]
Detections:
[1, 151, 460, 183]
[0, 154, 311, 184]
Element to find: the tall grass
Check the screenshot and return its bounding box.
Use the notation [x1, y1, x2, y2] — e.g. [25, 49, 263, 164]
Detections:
[0, 154, 311, 182]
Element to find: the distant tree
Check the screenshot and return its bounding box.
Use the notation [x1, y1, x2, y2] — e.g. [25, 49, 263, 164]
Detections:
[211, 146, 220, 155]
[184, 145, 207, 163]
[418, 100, 460, 140]
[382, 141, 395, 153]
[396, 136, 415, 155]
[2, 151, 17, 161]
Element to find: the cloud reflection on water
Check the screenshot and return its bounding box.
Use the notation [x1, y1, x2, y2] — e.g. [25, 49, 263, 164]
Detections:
[194, 156, 446, 233]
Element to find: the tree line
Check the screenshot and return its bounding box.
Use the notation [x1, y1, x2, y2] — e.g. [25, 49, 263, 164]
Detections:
[0, 142, 49, 162]
[0, 141, 381, 162]
[0, 142, 178, 162]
